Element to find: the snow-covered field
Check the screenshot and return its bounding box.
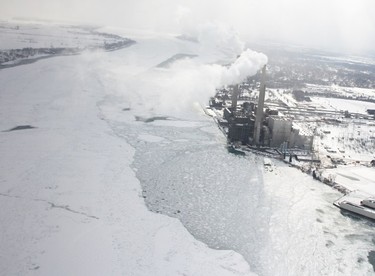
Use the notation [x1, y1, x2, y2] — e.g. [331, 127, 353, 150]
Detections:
[306, 84, 375, 101]
[1, 22, 375, 275]
[310, 97, 375, 115]
[0, 20, 134, 68]
[0, 20, 118, 50]
[315, 121, 375, 161]
[322, 166, 375, 195]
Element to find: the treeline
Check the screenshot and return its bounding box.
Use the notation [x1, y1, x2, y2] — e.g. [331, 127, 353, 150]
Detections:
[0, 38, 135, 65]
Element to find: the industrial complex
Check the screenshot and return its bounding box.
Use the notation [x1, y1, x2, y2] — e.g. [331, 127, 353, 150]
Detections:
[207, 66, 314, 158]
[206, 65, 375, 221]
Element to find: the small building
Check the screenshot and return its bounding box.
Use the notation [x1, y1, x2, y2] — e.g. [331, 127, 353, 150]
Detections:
[268, 116, 313, 149]
[228, 123, 253, 144]
[268, 116, 292, 147]
[289, 128, 313, 150]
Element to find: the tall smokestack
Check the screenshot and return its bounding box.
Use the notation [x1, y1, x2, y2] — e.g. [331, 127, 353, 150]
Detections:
[231, 84, 239, 111]
[253, 65, 267, 145]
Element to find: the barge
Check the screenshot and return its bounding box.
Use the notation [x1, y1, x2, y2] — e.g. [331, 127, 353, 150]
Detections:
[334, 192, 375, 221]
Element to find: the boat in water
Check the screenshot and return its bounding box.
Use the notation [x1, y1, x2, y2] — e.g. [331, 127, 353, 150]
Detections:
[361, 198, 375, 209]
[334, 197, 375, 221]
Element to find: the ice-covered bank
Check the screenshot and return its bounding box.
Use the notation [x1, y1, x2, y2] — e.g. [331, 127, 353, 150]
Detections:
[0, 50, 254, 274]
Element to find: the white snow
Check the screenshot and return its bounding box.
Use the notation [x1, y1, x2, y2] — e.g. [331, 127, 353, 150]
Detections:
[310, 97, 375, 114]
[138, 134, 165, 143]
[270, 89, 298, 108]
[305, 84, 375, 103]
[314, 121, 375, 163]
[261, 163, 375, 275]
[322, 166, 375, 195]
[1, 22, 375, 276]
[0, 41, 255, 275]
[0, 20, 119, 50]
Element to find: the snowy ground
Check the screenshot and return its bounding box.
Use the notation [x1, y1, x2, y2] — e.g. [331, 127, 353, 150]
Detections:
[0, 34, 254, 275]
[310, 97, 375, 115]
[0, 20, 134, 69]
[306, 84, 375, 101]
[322, 166, 375, 195]
[262, 87, 375, 201]
[1, 23, 375, 275]
[0, 20, 119, 50]
[314, 120, 375, 161]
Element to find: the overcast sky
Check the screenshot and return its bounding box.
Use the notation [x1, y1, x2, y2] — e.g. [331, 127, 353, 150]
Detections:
[1, 0, 374, 54]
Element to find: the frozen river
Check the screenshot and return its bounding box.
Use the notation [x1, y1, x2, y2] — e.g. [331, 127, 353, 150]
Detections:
[106, 110, 375, 275]
[93, 33, 375, 274]
[1, 25, 374, 275]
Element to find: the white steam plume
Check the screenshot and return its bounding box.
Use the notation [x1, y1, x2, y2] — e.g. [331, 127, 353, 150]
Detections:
[176, 6, 244, 61]
[120, 11, 268, 118]
[131, 49, 267, 118]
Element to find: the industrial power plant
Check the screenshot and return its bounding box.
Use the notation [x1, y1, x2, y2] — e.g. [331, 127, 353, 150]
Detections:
[207, 65, 314, 157]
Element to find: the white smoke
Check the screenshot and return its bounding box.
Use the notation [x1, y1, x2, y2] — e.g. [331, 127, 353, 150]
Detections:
[176, 6, 244, 61]
[131, 48, 267, 118]
[196, 22, 244, 61]
[223, 49, 268, 84]
[117, 10, 268, 118]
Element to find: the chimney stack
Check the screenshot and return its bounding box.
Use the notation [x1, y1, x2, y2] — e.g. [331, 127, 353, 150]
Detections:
[253, 65, 267, 145]
[231, 84, 239, 111]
